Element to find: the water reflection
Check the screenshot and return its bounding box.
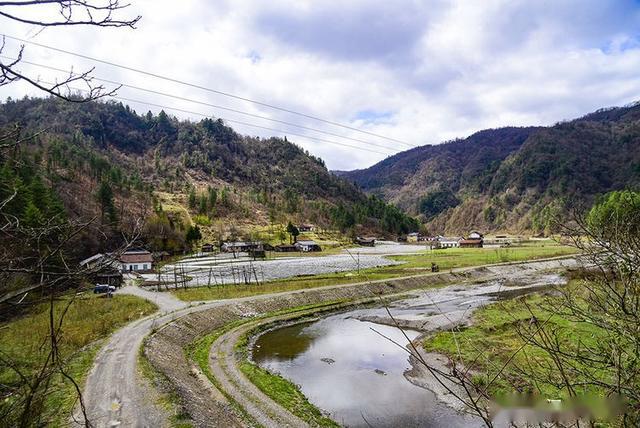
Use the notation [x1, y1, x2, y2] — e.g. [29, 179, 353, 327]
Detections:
[253, 314, 480, 427]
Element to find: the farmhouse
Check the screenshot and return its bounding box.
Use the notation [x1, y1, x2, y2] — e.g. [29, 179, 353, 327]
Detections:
[407, 232, 420, 243]
[297, 223, 315, 232]
[119, 249, 153, 272]
[274, 244, 298, 252]
[79, 253, 124, 286]
[355, 237, 376, 247]
[221, 241, 262, 253]
[200, 243, 216, 253]
[438, 236, 462, 248]
[468, 231, 484, 240]
[459, 238, 483, 248]
[295, 240, 322, 252]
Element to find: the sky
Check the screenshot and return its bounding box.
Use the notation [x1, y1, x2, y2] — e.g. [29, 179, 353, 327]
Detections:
[2, 0, 640, 170]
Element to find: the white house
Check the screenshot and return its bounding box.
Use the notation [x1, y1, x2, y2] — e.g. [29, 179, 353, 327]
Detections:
[438, 236, 462, 248]
[119, 249, 153, 272]
[295, 240, 322, 252]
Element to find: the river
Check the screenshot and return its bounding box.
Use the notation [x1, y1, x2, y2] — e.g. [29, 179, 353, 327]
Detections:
[251, 260, 575, 427]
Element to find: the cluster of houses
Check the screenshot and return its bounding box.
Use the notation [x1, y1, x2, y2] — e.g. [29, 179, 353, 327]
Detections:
[211, 239, 323, 255]
[406, 231, 485, 249]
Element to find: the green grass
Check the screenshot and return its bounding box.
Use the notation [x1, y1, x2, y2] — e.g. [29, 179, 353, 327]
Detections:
[423, 285, 604, 400]
[173, 244, 577, 301]
[238, 361, 338, 427]
[0, 294, 158, 426]
[187, 301, 353, 427]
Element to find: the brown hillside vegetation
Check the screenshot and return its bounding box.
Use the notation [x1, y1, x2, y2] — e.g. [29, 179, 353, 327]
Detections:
[340, 103, 640, 233]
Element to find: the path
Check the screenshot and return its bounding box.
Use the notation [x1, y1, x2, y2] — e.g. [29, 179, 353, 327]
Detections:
[208, 318, 309, 428]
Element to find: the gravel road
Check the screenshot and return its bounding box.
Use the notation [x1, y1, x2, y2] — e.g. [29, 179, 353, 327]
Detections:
[208, 318, 309, 427]
[73, 285, 193, 427]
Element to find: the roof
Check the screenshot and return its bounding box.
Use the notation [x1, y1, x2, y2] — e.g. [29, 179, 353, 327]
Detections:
[439, 236, 462, 242]
[460, 239, 483, 244]
[79, 253, 104, 266]
[296, 240, 319, 246]
[223, 241, 261, 246]
[120, 252, 153, 263]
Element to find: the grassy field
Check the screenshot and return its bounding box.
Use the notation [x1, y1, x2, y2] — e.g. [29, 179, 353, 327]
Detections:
[423, 284, 604, 400]
[172, 243, 577, 302]
[0, 294, 158, 426]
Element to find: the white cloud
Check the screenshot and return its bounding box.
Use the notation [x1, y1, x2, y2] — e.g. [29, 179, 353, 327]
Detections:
[2, 0, 640, 170]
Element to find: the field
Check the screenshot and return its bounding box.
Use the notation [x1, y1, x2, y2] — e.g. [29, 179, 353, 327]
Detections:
[0, 294, 158, 426]
[172, 242, 577, 301]
[423, 283, 605, 400]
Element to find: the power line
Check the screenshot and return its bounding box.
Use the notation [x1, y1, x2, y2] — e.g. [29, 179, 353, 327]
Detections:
[2, 34, 416, 148]
[2, 55, 402, 153]
[34, 78, 393, 156]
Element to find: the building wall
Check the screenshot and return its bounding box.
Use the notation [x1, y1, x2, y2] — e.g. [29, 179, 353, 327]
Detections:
[121, 262, 151, 272]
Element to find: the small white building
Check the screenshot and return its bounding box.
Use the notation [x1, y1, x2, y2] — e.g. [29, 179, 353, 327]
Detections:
[295, 240, 322, 252]
[438, 236, 462, 248]
[119, 250, 153, 272]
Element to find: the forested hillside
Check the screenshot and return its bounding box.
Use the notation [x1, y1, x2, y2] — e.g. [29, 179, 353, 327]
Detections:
[341, 103, 640, 233]
[0, 97, 417, 257]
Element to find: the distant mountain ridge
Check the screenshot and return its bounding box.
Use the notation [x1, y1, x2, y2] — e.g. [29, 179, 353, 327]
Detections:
[340, 103, 640, 233]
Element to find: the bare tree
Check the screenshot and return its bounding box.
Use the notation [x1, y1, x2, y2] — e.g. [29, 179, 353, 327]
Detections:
[0, 0, 140, 102]
[0, 3, 140, 425]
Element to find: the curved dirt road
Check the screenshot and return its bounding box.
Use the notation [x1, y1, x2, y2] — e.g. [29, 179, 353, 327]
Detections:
[208, 318, 308, 428]
[73, 286, 194, 427]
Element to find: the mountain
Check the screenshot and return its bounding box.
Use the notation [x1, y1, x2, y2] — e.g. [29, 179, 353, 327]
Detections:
[0, 97, 418, 257]
[340, 103, 640, 233]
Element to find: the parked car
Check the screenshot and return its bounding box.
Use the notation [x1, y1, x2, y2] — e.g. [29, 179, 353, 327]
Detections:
[93, 284, 116, 294]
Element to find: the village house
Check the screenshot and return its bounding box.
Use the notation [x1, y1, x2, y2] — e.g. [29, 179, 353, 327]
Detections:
[459, 238, 483, 248]
[200, 243, 216, 253]
[295, 240, 322, 252]
[79, 253, 124, 287]
[119, 249, 153, 272]
[221, 241, 263, 253]
[459, 231, 484, 248]
[274, 244, 298, 252]
[297, 223, 315, 232]
[438, 236, 462, 248]
[406, 232, 420, 243]
[468, 231, 484, 240]
[355, 237, 376, 247]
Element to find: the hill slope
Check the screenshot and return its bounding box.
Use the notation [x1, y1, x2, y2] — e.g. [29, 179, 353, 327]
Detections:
[0, 97, 417, 257]
[341, 103, 640, 233]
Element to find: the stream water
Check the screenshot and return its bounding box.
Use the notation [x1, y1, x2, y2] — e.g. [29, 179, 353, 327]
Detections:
[252, 313, 481, 427]
[251, 261, 574, 427]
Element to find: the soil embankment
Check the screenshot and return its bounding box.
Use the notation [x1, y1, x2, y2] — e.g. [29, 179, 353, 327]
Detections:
[144, 257, 577, 426]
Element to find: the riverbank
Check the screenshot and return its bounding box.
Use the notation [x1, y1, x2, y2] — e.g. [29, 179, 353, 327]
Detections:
[143, 256, 578, 426]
